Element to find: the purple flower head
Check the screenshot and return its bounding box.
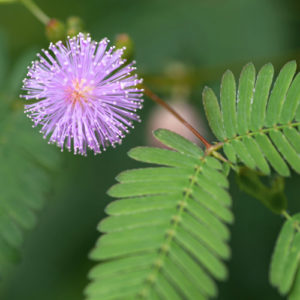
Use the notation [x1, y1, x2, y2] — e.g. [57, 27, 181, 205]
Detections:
[21, 33, 143, 156]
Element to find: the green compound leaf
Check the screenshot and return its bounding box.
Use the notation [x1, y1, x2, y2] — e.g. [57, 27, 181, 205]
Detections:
[265, 61, 297, 127]
[87, 129, 233, 300]
[237, 63, 256, 135]
[269, 213, 300, 299]
[220, 70, 237, 139]
[203, 61, 300, 176]
[250, 63, 274, 131]
[0, 107, 60, 272]
[202, 86, 225, 141]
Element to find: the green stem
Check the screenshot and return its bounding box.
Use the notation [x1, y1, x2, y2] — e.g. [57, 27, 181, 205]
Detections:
[282, 210, 300, 232]
[210, 150, 239, 172]
[19, 0, 50, 25]
[282, 210, 292, 220]
[0, 0, 17, 3]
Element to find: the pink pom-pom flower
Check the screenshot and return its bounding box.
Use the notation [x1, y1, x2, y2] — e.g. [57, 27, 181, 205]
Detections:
[22, 33, 143, 156]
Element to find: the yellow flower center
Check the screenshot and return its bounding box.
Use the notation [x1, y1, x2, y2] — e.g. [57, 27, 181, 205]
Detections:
[66, 79, 93, 106]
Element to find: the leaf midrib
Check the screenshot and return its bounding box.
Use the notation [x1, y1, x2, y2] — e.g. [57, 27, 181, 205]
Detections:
[136, 157, 207, 299]
[222, 121, 300, 144]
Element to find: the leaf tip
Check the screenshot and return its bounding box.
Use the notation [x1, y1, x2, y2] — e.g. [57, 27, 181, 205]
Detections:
[106, 183, 120, 197]
[127, 146, 143, 159]
[241, 62, 255, 73]
[202, 86, 213, 98]
[153, 128, 164, 138]
[262, 62, 274, 72]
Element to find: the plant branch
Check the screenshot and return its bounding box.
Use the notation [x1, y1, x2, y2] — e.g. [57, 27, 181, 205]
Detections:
[19, 0, 50, 25]
[143, 86, 212, 149]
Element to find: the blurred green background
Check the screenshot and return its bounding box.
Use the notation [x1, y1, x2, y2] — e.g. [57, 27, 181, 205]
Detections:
[0, 0, 300, 299]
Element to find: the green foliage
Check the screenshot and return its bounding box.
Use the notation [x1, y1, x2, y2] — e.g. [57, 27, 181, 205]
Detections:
[0, 1, 299, 299]
[87, 129, 233, 300]
[0, 0, 16, 4]
[0, 39, 60, 273]
[203, 61, 300, 177]
[0, 105, 60, 271]
[236, 167, 287, 214]
[86, 61, 300, 299]
[0, 31, 8, 90]
[270, 213, 300, 299]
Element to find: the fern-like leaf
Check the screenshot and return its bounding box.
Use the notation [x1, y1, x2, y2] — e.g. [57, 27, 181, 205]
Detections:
[87, 129, 233, 300]
[203, 61, 300, 176]
[0, 107, 60, 271]
[269, 213, 300, 299]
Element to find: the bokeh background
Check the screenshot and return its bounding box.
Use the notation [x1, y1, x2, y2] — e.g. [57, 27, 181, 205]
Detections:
[0, 0, 300, 299]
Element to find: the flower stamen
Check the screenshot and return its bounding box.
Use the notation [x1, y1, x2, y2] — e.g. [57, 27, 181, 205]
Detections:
[21, 33, 143, 156]
[66, 79, 94, 106]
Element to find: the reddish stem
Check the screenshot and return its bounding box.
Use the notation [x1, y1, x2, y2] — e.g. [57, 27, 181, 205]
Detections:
[143, 87, 212, 149]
